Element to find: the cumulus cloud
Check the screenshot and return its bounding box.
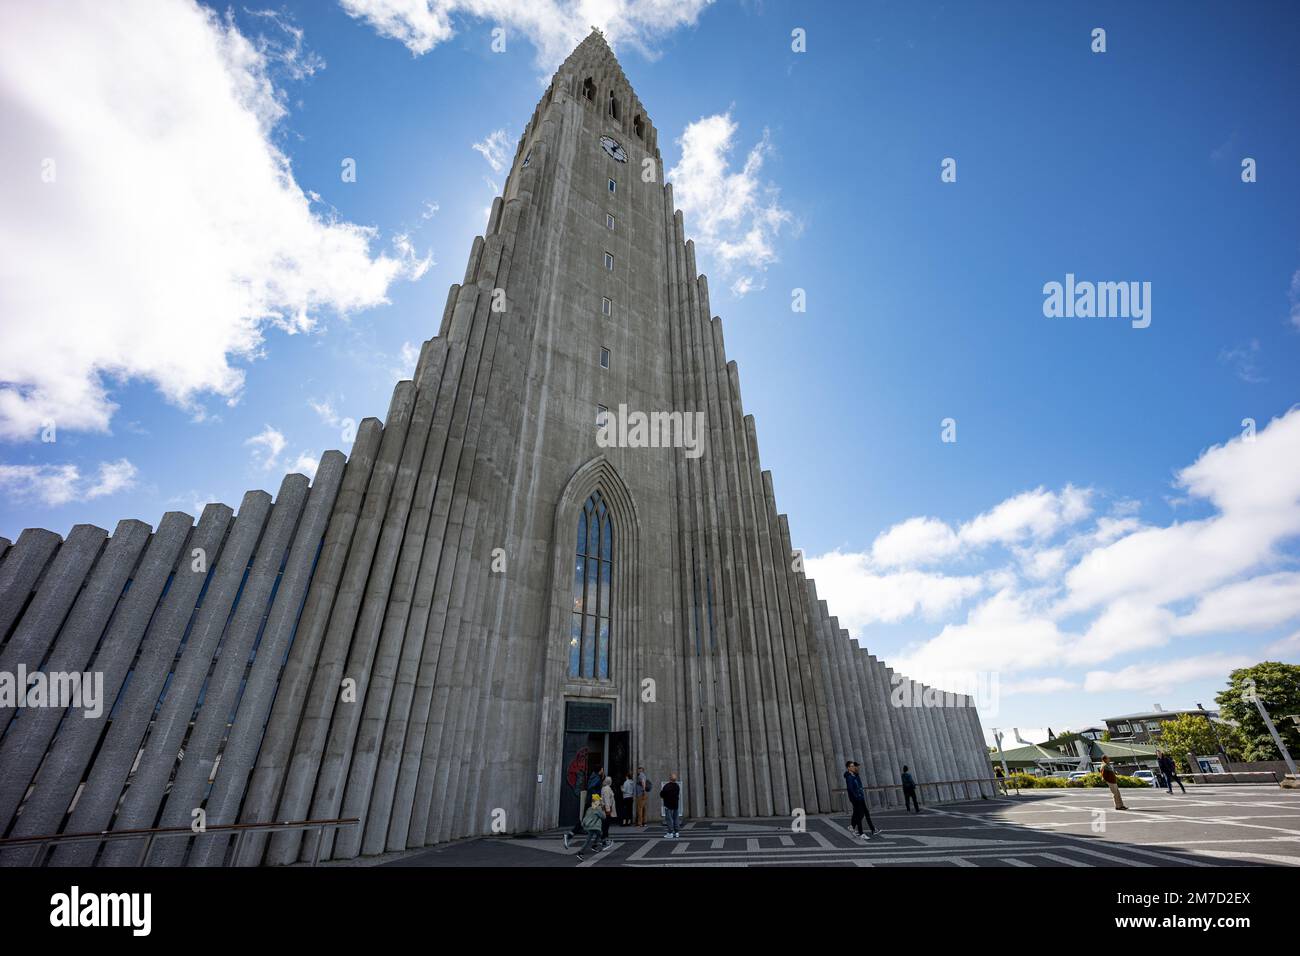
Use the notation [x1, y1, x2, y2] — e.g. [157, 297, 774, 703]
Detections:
[807, 409, 1300, 695]
[1083, 653, 1254, 695]
[1003, 677, 1078, 696]
[868, 486, 1091, 569]
[245, 425, 287, 471]
[289, 452, 319, 479]
[0, 458, 137, 507]
[804, 549, 983, 629]
[472, 128, 512, 173]
[668, 113, 794, 296]
[339, 0, 714, 69]
[0, 1, 426, 442]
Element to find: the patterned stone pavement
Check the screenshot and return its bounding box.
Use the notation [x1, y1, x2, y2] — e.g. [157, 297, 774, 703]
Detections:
[376, 785, 1300, 868]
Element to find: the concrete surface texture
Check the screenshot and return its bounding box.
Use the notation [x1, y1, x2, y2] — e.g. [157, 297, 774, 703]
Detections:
[0, 31, 993, 866]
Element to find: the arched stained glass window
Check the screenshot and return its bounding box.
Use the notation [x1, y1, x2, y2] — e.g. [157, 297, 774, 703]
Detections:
[569, 491, 613, 679]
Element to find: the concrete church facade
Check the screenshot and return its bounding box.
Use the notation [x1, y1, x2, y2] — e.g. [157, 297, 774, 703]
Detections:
[0, 32, 993, 866]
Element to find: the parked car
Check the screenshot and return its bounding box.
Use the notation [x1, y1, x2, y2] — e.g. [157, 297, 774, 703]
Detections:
[1068, 771, 1090, 781]
[1133, 770, 1158, 787]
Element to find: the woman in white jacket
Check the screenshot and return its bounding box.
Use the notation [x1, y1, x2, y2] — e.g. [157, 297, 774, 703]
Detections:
[600, 776, 617, 847]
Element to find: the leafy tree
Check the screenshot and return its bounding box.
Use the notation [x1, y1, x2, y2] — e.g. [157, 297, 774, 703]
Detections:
[1215, 662, 1300, 763]
[1100, 730, 1112, 742]
[1156, 714, 1240, 771]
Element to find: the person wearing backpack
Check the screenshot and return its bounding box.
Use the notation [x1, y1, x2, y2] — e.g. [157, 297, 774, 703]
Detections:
[575, 795, 606, 862]
[1100, 755, 1128, 810]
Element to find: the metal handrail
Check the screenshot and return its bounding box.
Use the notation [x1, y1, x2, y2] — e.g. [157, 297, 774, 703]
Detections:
[832, 776, 999, 803]
[0, 817, 360, 867]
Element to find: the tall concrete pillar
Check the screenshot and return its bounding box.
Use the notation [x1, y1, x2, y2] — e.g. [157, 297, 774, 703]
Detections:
[53, 504, 232, 866]
[101, 490, 272, 866]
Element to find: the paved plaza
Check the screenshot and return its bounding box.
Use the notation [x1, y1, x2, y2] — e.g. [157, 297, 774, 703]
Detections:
[373, 785, 1300, 868]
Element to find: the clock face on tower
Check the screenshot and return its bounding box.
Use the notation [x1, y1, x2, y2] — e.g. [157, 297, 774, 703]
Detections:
[599, 135, 627, 163]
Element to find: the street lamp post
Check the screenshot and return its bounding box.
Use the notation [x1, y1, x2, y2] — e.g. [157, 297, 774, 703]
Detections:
[1245, 692, 1298, 777]
[1197, 702, 1227, 756]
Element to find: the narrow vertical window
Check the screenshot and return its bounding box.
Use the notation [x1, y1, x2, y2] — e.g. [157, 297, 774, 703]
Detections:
[600, 347, 610, 369]
[608, 178, 616, 194]
[569, 491, 614, 679]
[596, 404, 608, 427]
[604, 252, 614, 271]
[601, 296, 611, 316]
[606, 213, 615, 230]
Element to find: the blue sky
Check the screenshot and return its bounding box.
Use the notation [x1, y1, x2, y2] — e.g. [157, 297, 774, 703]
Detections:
[1, 0, 1298, 742]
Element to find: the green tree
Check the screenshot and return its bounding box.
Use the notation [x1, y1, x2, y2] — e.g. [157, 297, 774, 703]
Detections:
[1157, 714, 1237, 771]
[1215, 662, 1300, 763]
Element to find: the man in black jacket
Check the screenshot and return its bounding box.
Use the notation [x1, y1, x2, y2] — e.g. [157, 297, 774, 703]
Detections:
[660, 772, 681, 838]
[844, 761, 880, 840]
[1157, 750, 1186, 794]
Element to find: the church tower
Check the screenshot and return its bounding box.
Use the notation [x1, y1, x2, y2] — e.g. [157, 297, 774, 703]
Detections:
[0, 31, 993, 866]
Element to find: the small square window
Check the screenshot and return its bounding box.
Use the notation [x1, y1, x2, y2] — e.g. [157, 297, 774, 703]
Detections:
[596, 404, 608, 426]
[606, 213, 615, 230]
[608, 178, 616, 193]
[604, 252, 614, 271]
[601, 296, 611, 316]
[600, 347, 610, 369]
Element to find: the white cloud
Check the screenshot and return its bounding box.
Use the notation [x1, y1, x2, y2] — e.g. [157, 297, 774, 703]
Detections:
[896, 588, 1068, 679]
[1003, 677, 1078, 696]
[309, 399, 343, 428]
[392, 341, 422, 381]
[289, 452, 319, 479]
[667, 113, 794, 296]
[805, 409, 1300, 696]
[1174, 572, 1300, 636]
[1065, 600, 1177, 666]
[472, 128, 512, 173]
[1265, 630, 1300, 660]
[0, 458, 137, 507]
[961, 485, 1091, 548]
[0, 2, 426, 441]
[1061, 409, 1300, 615]
[870, 516, 960, 568]
[1083, 653, 1253, 695]
[338, 0, 714, 70]
[245, 425, 287, 471]
[805, 549, 983, 629]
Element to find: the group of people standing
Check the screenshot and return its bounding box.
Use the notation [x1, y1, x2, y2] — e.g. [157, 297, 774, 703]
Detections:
[564, 766, 682, 861]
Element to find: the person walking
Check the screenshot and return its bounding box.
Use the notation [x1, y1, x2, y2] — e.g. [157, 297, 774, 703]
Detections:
[600, 775, 617, 848]
[660, 772, 681, 838]
[1100, 755, 1128, 810]
[635, 767, 650, 828]
[901, 765, 921, 813]
[575, 795, 606, 862]
[843, 760, 880, 840]
[620, 772, 636, 825]
[1157, 750, 1186, 794]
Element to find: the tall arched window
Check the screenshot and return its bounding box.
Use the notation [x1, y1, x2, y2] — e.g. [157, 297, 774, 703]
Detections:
[569, 491, 613, 679]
